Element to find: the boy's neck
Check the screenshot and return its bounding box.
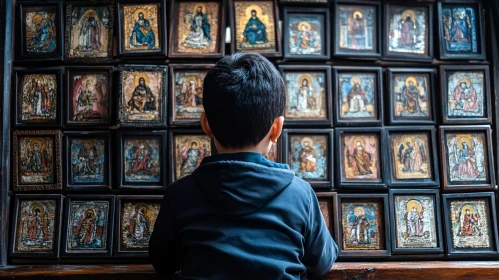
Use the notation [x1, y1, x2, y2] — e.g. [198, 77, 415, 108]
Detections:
[214, 139, 271, 155]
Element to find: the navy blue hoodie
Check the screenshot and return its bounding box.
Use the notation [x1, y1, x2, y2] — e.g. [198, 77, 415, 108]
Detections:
[149, 152, 338, 279]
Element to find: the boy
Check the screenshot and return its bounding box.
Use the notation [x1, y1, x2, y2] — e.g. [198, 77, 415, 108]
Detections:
[149, 53, 338, 279]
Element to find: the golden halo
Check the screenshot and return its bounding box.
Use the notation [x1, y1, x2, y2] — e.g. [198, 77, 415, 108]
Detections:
[83, 9, 97, 20]
[29, 138, 43, 149]
[457, 77, 472, 88]
[352, 136, 366, 148]
[134, 73, 151, 86]
[186, 75, 202, 88]
[188, 138, 201, 148]
[298, 75, 312, 87]
[84, 208, 96, 219]
[32, 14, 43, 25]
[402, 137, 415, 148]
[461, 205, 474, 215]
[402, 9, 416, 21]
[354, 206, 365, 216]
[407, 200, 422, 213]
[301, 137, 314, 147]
[405, 76, 417, 87]
[192, 3, 207, 16]
[31, 203, 45, 216]
[136, 204, 148, 214]
[245, 4, 263, 20]
[353, 11, 363, 19]
[132, 8, 149, 21]
[350, 76, 362, 86]
[457, 135, 472, 149]
[298, 21, 311, 31]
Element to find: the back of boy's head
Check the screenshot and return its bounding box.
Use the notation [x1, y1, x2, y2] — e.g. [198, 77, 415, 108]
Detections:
[203, 53, 285, 149]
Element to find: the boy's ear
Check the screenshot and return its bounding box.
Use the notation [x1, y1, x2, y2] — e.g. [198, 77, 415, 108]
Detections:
[270, 116, 284, 143]
[201, 112, 214, 139]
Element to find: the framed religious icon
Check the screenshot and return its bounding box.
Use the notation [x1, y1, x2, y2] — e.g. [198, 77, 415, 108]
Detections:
[117, 65, 168, 128]
[65, 66, 112, 127]
[440, 125, 495, 191]
[170, 64, 212, 126]
[282, 129, 334, 189]
[336, 128, 385, 189]
[334, 0, 381, 58]
[13, 130, 62, 191]
[64, 1, 114, 63]
[61, 195, 115, 257]
[282, 8, 330, 60]
[10, 194, 63, 259]
[443, 192, 499, 257]
[117, 130, 167, 189]
[13, 67, 63, 128]
[230, 0, 282, 57]
[64, 131, 111, 191]
[117, 0, 167, 57]
[115, 195, 162, 257]
[316, 192, 336, 235]
[334, 194, 390, 258]
[279, 65, 332, 127]
[169, 129, 212, 182]
[437, 1, 485, 60]
[385, 127, 439, 188]
[169, 0, 226, 58]
[389, 189, 443, 254]
[333, 67, 383, 127]
[15, 1, 64, 61]
[383, 2, 433, 61]
[386, 68, 436, 125]
[440, 65, 491, 124]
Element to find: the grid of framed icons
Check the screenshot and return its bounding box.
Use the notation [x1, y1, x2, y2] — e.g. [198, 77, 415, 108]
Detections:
[9, 0, 498, 263]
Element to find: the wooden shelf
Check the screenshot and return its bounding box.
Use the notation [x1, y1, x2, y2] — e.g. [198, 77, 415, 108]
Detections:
[1, 262, 499, 279]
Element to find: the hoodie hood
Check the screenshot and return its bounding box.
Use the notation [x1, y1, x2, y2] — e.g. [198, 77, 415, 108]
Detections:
[192, 152, 295, 216]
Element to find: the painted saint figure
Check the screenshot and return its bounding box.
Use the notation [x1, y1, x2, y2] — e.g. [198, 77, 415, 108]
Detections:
[130, 12, 156, 49]
[407, 206, 423, 237]
[78, 12, 100, 51]
[450, 11, 469, 42]
[32, 80, 48, 116]
[453, 81, 477, 112]
[297, 78, 315, 111]
[20, 206, 49, 245]
[295, 23, 316, 54]
[350, 207, 370, 244]
[347, 141, 373, 176]
[128, 77, 156, 112]
[243, 10, 268, 45]
[402, 79, 421, 114]
[297, 139, 317, 173]
[131, 142, 153, 174]
[129, 206, 151, 241]
[399, 15, 416, 48]
[28, 13, 56, 53]
[350, 12, 365, 49]
[348, 80, 367, 113]
[180, 141, 205, 177]
[74, 141, 99, 177]
[27, 143, 46, 173]
[460, 208, 480, 236]
[183, 6, 211, 49]
[454, 141, 481, 179]
[182, 79, 203, 107]
[73, 209, 97, 245]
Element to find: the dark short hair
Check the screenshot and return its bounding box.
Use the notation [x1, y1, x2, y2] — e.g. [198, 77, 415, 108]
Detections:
[203, 53, 285, 149]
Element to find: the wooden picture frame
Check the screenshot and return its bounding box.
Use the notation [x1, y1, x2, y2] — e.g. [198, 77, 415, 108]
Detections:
[282, 7, 330, 61]
[169, 64, 213, 127]
[439, 125, 496, 191]
[386, 68, 436, 125]
[65, 66, 113, 127]
[117, 64, 168, 128]
[440, 65, 491, 124]
[13, 129, 62, 191]
[279, 0, 328, 4]
[117, 0, 167, 57]
[316, 192, 336, 235]
[61, 195, 115, 258]
[335, 127, 385, 189]
[117, 130, 167, 190]
[383, 2, 434, 62]
[279, 65, 332, 127]
[229, 0, 282, 57]
[9, 194, 63, 259]
[389, 189, 444, 254]
[334, 193, 390, 259]
[169, 0, 226, 58]
[443, 192, 499, 258]
[64, 131, 112, 191]
[15, 0, 64, 62]
[64, 1, 114, 63]
[169, 129, 213, 183]
[334, 0, 381, 58]
[114, 195, 162, 257]
[333, 66, 383, 127]
[13, 67, 63, 128]
[282, 129, 334, 189]
[385, 126, 439, 188]
[437, 0, 486, 60]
